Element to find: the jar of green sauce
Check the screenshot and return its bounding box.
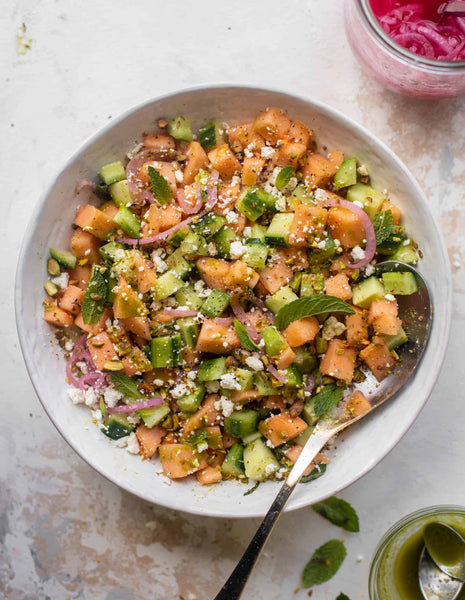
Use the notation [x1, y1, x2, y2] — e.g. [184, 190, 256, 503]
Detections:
[369, 505, 465, 599]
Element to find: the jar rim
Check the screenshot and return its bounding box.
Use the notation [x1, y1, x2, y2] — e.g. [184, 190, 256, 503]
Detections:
[358, 0, 465, 70]
[369, 505, 465, 600]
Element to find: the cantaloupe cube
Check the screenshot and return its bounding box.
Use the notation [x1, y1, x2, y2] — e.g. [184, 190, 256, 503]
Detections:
[87, 332, 118, 370]
[320, 339, 357, 383]
[284, 445, 329, 476]
[327, 206, 366, 249]
[276, 346, 297, 370]
[181, 395, 221, 438]
[74, 307, 112, 334]
[183, 141, 209, 185]
[158, 443, 208, 478]
[381, 200, 401, 225]
[133, 252, 157, 294]
[222, 433, 239, 449]
[258, 412, 307, 447]
[274, 141, 307, 168]
[289, 205, 328, 247]
[262, 395, 287, 411]
[283, 316, 320, 347]
[345, 309, 369, 348]
[143, 133, 175, 151]
[136, 424, 166, 459]
[328, 150, 345, 170]
[368, 298, 401, 336]
[70, 228, 101, 264]
[196, 257, 230, 290]
[258, 261, 293, 295]
[100, 201, 119, 220]
[138, 160, 177, 197]
[74, 205, 114, 240]
[229, 389, 261, 404]
[227, 123, 265, 154]
[208, 144, 242, 180]
[121, 346, 152, 377]
[195, 319, 241, 354]
[120, 316, 151, 340]
[214, 183, 241, 215]
[242, 156, 266, 186]
[68, 264, 92, 290]
[59, 285, 85, 316]
[253, 108, 291, 145]
[142, 203, 182, 238]
[359, 336, 394, 381]
[346, 390, 372, 418]
[195, 465, 222, 485]
[43, 300, 74, 328]
[287, 120, 313, 147]
[302, 153, 339, 188]
[224, 260, 259, 289]
[324, 273, 352, 301]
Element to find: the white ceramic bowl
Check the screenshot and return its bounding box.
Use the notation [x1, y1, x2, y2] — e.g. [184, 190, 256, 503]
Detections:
[15, 85, 451, 518]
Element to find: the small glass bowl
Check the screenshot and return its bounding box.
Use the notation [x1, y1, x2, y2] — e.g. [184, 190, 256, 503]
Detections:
[369, 505, 465, 599]
[344, 0, 465, 98]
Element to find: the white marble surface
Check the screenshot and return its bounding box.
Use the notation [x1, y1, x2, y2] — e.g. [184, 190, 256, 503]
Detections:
[2, 1, 465, 599]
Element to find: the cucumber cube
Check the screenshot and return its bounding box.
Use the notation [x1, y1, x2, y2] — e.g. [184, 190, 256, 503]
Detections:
[99, 241, 125, 264]
[191, 214, 227, 238]
[390, 244, 419, 265]
[334, 157, 357, 189]
[109, 179, 133, 207]
[179, 231, 209, 256]
[151, 334, 182, 368]
[167, 115, 193, 142]
[262, 326, 289, 358]
[49, 248, 76, 269]
[177, 317, 199, 348]
[243, 438, 280, 481]
[243, 240, 269, 271]
[264, 285, 298, 314]
[224, 410, 260, 439]
[352, 276, 385, 308]
[137, 404, 170, 428]
[300, 273, 325, 296]
[346, 183, 384, 220]
[384, 326, 408, 350]
[174, 284, 203, 310]
[381, 272, 418, 295]
[198, 357, 227, 381]
[253, 373, 276, 396]
[114, 206, 141, 238]
[200, 289, 230, 318]
[213, 226, 238, 258]
[199, 119, 225, 152]
[302, 397, 319, 426]
[99, 161, 126, 185]
[236, 188, 266, 221]
[265, 213, 294, 247]
[152, 271, 185, 301]
[221, 443, 245, 479]
[293, 347, 318, 374]
[166, 248, 193, 279]
[102, 414, 134, 439]
[176, 386, 206, 413]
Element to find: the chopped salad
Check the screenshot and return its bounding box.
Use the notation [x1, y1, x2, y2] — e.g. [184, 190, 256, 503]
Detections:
[43, 107, 420, 486]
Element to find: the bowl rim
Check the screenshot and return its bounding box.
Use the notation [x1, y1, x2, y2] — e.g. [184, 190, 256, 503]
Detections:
[15, 83, 452, 518]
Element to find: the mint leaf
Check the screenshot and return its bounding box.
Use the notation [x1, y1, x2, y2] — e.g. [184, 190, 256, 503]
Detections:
[110, 372, 143, 399]
[81, 265, 108, 325]
[275, 165, 294, 189]
[301, 463, 327, 483]
[100, 396, 106, 419]
[274, 296, 354, 331]
[312, 496, 360, 532]
[336, 594, 351, 600]
[148, 166, 172, 205]
[313, 385, 344, 417]
[302, 539, 347, 587]
[373, 210, 395, 245]
[233, 319, 260, 352]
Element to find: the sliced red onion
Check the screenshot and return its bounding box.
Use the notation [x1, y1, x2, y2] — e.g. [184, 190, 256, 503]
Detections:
[323, 198, 376, 269]
[214, 317, 234, 326]
[75, 179, 96, 194]
[265, 361, 288, 384]
[206, 170, 219, 209]
[162, 308, 200, 317]
[66, 335, 98, 389]
[304, 375, 315, 394]
[107, 396, 164, 414]
[177, 185, 203, 214]
[442, 1, 465, 16]
[231, 302, 261, 343]
[80, 371, 108, 390]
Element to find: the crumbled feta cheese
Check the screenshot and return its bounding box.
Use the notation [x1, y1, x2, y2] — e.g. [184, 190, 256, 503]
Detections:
[91, 408, 103, 426]
[64, 338, 74, 352]
[151, 248, 168, 273]
[152, 379, 164, 387]
[214, 396, 235, 417]
[384, 293, 395, 301]
[194, 279, 212, 298]
[231, 175, 242, 186]
[68, 388, 85, 405]
[197, 441, 209, 453]
[403, 238, 411, 246]
[51, 272, 69, 290]
[229, 241, 247, 260]
[357, 164, 369, 176]
[261, 146, 275, 159]
[353, 200, 364, 209]
[322, 316, 346, 341]
[104, 384, 124, 408]
[243, 148, 253, 158]
[245, 354, 264, 371]
[317, 239, 326, 250]
[114, 436, 129, 448]
[225, 210, 239, 224]
[351, 245, 366, 261]
[220, 373, 241, 390]
[243, 227, 252, 238]
[207, 242, 218, 256]
[187, 370, 197, 380]
[84, 387, 99, 407]
[126, 432, 140, 454]
[171, 383, 190, 399]
[265, 462, 278, 475]
[364, 263, 375, 277]
[275, 196, 287, 212]
[174, 169, 184, 183]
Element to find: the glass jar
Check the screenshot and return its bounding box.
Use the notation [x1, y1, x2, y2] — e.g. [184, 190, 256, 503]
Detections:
[344, 0, 465, 98]
[369, 505, 465, 600]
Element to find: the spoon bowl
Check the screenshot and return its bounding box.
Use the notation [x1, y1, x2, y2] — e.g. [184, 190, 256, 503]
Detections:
[214, 261, 432, 600]
[419, 545, 464, 600]
[424, 523, 465, 581]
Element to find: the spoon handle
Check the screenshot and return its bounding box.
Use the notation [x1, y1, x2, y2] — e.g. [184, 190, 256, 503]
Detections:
[213, 481, 293, 600]
[213, 428, 333, 600]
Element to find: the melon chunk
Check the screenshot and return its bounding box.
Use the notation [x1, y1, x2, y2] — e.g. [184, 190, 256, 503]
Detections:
[181, 395, 221, 438]
[87, 332, 118, 370]
[368, 298, 401, 336]
[158, 443, 208, 478]
[289, 205, 328, 247]
[195, 319, 241, 354]
[346, 390, 372, 418]
[359, 336, 394, 381]
[320, 339, 357, 383]
[59, 285, 85, 316]
[136, 424, 166, 459]
[183, 141, 209, 185]
[258, 413, 307, 447]
[327, 206, 365, 249]
[208, 144, 242, 179]
[74, 205, 114, 240]
[345, 309, 369, 348]
[253, 107, 291, 145]
[227, 123, 265, 155]
[324, 273, 352, 301]
[282, 316, 319, 347]
[70, 228, 101, 264]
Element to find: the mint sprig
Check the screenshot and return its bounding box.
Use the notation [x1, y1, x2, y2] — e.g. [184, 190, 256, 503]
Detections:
[302, 539, 347, 587]
[233, 319, 261, 352]
[312, 496, 360, 532]
[313, 385, 344, 417]
[148, 166, 172, 205]
[110, 372, 143, 399]
[373, 209, 395, 245]
[275, 165, 294, 189]
[274, 296, 354, 331]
